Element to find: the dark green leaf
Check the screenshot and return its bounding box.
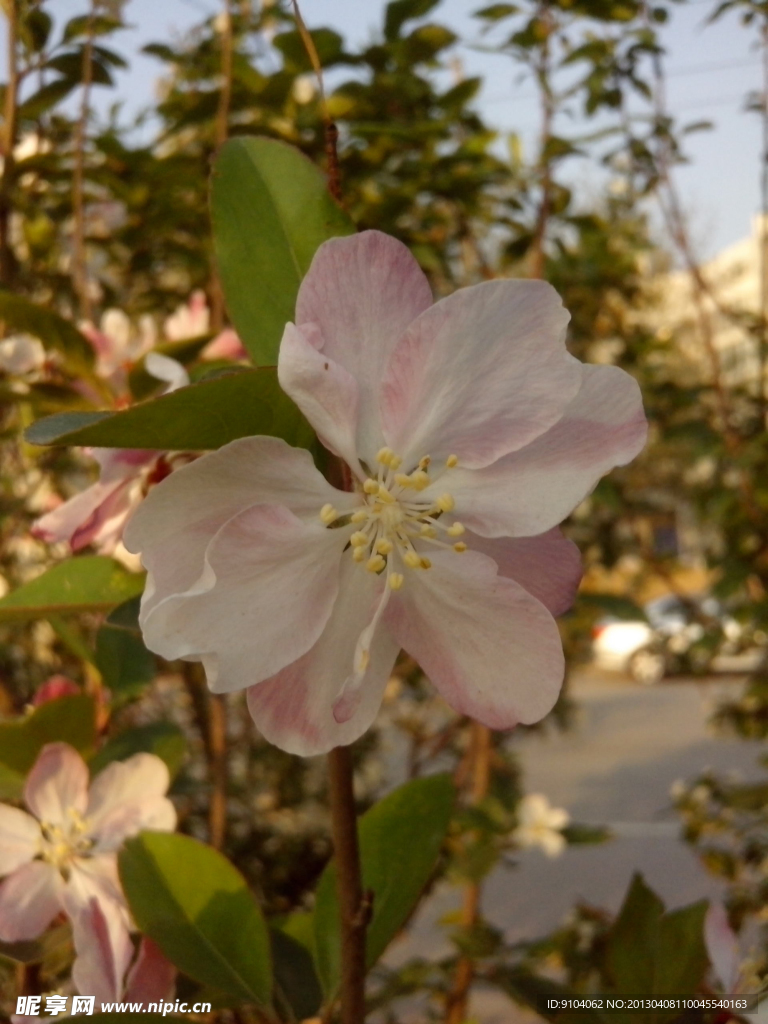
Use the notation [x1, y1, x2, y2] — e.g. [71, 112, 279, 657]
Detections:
[0, 292, 95, 372]
[106, 595, 142, 632]
[119, 832, 272, 1006]
[95, 624, 155, 696]
[89, 722, 186, 779]
[0, 763, 24, 800]
[17, 79, 77, 119]
[606, 873, 664, 994]
[26, 368, 314, 451]
[271, 928, 322, 1020]
[273, 28, 347, 71]
[384, 0, 441, 39]
[313, 774, 454, 996]
[0, 695, 97, 774]
[211, 137, 354, 365]
[0, 557, 144, 622]
[62, 14, 124, 42]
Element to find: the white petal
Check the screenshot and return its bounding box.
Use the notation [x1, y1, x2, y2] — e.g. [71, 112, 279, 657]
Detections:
[142, 503, 347, 693]
[64, 855, 126, 919]
[24, 743, 89, 825]
[71, 898, 133, 1004]
[0, 861, 63, 941]
[381, 278, 579, 469]
[446, 364, 648, 537]
[0, 806, 41, 875]
[88, 754, 175, 849]
[247, 559, 399, 756]
[145, 352, 190, 393]
[386, 550, 565, 727]
[705, 903, 740, 992]
[124, 436, 354, 621]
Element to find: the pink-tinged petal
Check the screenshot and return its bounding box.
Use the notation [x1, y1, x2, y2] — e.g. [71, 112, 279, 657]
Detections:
[145, 352, 189, 393]
[124, 939, 176, 1003]
[70, 477, 139, 553]
[0, 861, 63, 941]
[705, 902, 740, 992]
[381, 278, 579, 469]
[466, 529, 583, 617]
[32, 675, 81, 706]
[141, 503, 347, 694]
[247, 559, 399, 756]
[278, 322, 362, 473]
[203, 328, 247, 361]
[386, 551, 565, 728]
[164, 291, 210, 341]
[25, 743, 89, 824]
[447, 363, 647, 537]
[64, 856, 126, 919]
[0, 806, 40, 874]
[71, 898, 133, 1004]
[295, 231, 433, 461]
[32, 479, 125, 547]
[124, 436, 354, 621]
[88, 754, 176, 850]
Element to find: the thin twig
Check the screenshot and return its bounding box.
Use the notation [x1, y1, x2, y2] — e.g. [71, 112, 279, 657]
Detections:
[183, 665, 228, 849]
[530, 2, 554, 281]
[72, 1, 97, 322]
[0, 0, 19, 287]
[211, 0, 235, 332]
[328, 745, 369, 1024]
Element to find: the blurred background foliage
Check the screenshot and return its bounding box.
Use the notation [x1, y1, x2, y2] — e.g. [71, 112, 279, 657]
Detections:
[1, 0, 768, 1019]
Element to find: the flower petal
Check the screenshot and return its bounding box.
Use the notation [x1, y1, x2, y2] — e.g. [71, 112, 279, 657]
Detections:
[381, 278, 579, 469]
[0, 806, 40, 875]
[88, 754, 176, 850]
[124, 436, 354, 622]
[278, 322, 362, 473]
[466, 528, 582, 617]
[0, 860, 63, 941]
[71, 898, 133, 1004]
[25, 743, 89, 824]
[447, 364, 647, 536]
[386, 550, 564, 728]
[295, 231, 433, 461]
[64, 855, 126, 918]
[247, 559, 399, 756]
[705, 902, 740, 992]
[141, 503, 347, 693]
[124, 938, 176, 1003]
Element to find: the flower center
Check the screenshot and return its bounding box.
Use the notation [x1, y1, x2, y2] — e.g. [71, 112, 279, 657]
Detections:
[319, 447, 467, 590]
[39, 808, 94, 876]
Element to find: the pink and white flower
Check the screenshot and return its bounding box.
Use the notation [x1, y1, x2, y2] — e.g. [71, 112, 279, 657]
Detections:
[164, 291, 248, 361]
[124, 230, 647, 757]
[82, 309, 156, 387]
[0, 742, 175, 943]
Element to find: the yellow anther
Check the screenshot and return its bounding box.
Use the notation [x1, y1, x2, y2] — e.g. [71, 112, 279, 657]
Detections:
[351, 509, 368, 523]
[363, 478, 379, 495]
[420, 524, 438, 538]
[378, 486, 395, 504]
[376, 538, 394, 555]
[420, 556, 432, 569]
[419, 455, 431, 469]
[446, 454, 459, 468]
[394, 473, 413, 488]
[447, 522, 465, 537]
[357, 649, 371, 672]
[389, 572, 404, 590]
[366, 554, 386, 573]
[389, 454, 402, 469]
[403, 551, 422, 569]
[320, 504, 338, 524]
[411, 470, 430, 491]
[350, 531, 369, 547]
[453, 542, 467, 553]
[436, 493, 455, 513]
[353, 547, 366, 562]
[376, 447, 395, 466]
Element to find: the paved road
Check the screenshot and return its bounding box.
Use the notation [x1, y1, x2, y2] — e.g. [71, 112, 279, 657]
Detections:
[382, 669, 767, 1022]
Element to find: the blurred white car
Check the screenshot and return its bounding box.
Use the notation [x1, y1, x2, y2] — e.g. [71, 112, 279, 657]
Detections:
[591, 594, 742, 685]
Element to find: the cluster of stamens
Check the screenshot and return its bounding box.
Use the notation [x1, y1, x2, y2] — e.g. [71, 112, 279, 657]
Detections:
[39, 809, 94, 876]
[319, 447, 467, 590]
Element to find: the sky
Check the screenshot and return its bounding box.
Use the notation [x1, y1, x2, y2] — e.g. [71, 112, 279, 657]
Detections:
[3, 0, 764, 259]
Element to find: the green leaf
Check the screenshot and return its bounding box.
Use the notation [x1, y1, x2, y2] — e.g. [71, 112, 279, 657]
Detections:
[0, 557, 144, 622]
[0, 925, 70, 966]
[0, 291, 95, 372]
[105, 595, 142, 632]
[95, 624, 155, 697]
[384, 0, 441, 39]
[211, 137, 354, 365]
[0, 763, 24, 800]
[17, 78, 77, 119]
[89, 722, 186, 780]
[26, 367, 314, 451]
[273, 28, 347, 71]
[119, 832, 273, 1006]
[271, 928, 323, 1020]
[313, 774, 454, 997]
[128, 334, 215, 401]
[0, 694, 97, 774]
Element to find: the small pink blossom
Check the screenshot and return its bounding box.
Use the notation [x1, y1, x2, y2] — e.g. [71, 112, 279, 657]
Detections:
[82, 309, 156, 386]
[164, 290, 210, 341]
[125, 231, 647, 756]
[0, 743, 175, 944]
[201, 326, 248, 362]
[32, 676, 81, 706]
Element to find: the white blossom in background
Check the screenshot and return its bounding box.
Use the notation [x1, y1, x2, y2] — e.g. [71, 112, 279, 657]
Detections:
[513, 793, 570, 857]
[0, 334, 45, 375]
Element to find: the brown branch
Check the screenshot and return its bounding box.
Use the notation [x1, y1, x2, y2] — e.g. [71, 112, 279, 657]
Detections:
[760, 14, 768, 423]
[210, 0, 235, 333]
[183, 664, 228, 849]
[328, 745, 368, 1024]
[72, 1, 97, 322]
[0, 0, 19, 287]
[530, 2, 554, 281]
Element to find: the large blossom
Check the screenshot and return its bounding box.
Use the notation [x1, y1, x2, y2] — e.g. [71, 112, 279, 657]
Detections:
[125, 231, 647, 756]
[0, 742, 175, 942]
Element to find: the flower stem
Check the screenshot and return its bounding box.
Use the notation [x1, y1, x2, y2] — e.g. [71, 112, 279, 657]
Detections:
[327, 744, 368, 1023]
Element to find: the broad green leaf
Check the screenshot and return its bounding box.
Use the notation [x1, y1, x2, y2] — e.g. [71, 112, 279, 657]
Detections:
[211, 136, 354, 365]
[106, 594, 142, 631]
[271, 928, 323, 1020]
[385, 0, 441, 39]
[0, 291, 95, 372]
[89, 722, 186, 779]
[0, 694, 97, 774]
[313, 773, 454, 996]
[0, 557, 144, 622]
[95, 624, 155, 697]
[606, 873, 664, 994]
[655, 900, 709, 998]
[0, 763, 24, 800]
[119, 832, 272, 1006]
[25, 367, 314, 451]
